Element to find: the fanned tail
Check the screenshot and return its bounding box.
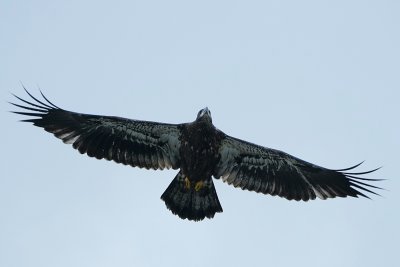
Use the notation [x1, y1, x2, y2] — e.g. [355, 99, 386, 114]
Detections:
[161, 171, 223, 221]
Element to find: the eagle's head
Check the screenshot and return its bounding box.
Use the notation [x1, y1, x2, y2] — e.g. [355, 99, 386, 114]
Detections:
[196, 107, 212, 123]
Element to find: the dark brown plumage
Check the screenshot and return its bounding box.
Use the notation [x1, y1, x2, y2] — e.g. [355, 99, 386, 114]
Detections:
[10, 88, 383, 221]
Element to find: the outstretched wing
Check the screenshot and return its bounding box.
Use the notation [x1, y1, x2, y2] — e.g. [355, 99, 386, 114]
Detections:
[10, 89, 181, 170]
[213, 135, 382, 201]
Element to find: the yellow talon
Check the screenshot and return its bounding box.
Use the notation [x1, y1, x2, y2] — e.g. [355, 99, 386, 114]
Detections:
[184, 177, 191, 190]
[194, 181, 204, 192]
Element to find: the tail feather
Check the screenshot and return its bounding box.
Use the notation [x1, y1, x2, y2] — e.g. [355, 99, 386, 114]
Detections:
[161, 171, 223, 221]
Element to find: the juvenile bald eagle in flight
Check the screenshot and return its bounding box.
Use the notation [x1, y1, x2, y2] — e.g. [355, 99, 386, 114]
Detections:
[10, 89, 382, 221]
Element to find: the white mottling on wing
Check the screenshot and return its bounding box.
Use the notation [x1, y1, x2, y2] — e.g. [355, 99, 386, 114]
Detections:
[314, 189, 326, 200]
[64, 135, 80, 144]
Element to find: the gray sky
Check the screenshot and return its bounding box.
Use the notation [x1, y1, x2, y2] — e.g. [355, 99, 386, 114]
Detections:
[1, 1, 399, 267]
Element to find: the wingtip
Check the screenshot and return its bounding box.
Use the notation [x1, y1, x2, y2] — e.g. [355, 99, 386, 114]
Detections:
[21, 82, 29, 94]
[39, 89, 60, 109]
[19, 80, 26, 90]
[333, 161, 365, 172]
[344, 166, 382, 175]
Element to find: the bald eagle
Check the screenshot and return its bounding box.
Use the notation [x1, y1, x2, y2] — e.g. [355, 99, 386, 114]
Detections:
[10, 89, 382, 221]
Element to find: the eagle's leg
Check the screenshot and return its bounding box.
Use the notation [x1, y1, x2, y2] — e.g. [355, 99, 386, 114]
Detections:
[184, 177, 203, 192]
[184, 177, 191, 190]
[194, 181, 204, 191]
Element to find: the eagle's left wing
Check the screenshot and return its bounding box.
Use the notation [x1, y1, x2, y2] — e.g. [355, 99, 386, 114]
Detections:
[10, 89, 181, 170]
[213, 135, 382, 201]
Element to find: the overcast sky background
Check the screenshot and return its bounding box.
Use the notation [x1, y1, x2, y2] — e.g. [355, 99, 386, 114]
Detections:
[1, 1, 399, 267]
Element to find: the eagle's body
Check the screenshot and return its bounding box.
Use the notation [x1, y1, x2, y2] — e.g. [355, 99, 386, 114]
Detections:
[11, 89, 382, 221]
[179, 110, 223, 183]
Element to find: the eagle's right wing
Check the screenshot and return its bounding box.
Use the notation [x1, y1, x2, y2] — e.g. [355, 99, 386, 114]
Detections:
[10, 89, 181, 170]
[214, 135, 382, 201]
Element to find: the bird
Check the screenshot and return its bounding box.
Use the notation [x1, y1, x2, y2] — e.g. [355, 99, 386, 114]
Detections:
[10, 88, 383, 221]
